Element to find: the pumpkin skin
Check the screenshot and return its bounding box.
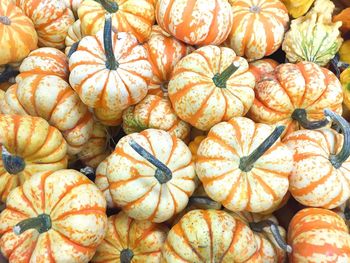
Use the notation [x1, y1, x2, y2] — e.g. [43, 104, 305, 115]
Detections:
[0, 0, 38, 65]
[64, 0, 84, 17]
[248, 61, 343, 137]
[162, 209, 261, 262]
[78, 0, 155, 43]
[189, 136, 206, 162]
[123, 95, 191, 141]
[288, 208, 350, 262]
[225, 0, 289, 61]
[93, 107, 123, 127]
[156, 0, 233, 46]
[249, 59, 279, 82]
[144, 25, 194, 96]
[106, 129, 197, 223]
[196, 117, 293, 213]
[65, 19, 84, 56]
[0, 115, 68, 204]
[168, 45, 256, 131]
[0, 169, 107, 263]
[0, 77, 94, 155]
[92, 211, 168, 263]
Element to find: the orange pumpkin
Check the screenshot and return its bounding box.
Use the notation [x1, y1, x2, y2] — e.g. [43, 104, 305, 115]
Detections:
[92, 211, 168, 263]
[283, 110, 350, 209]
[168, 45, 256, 131]
[288, 208, 350, 262]
[0, 115, 68, 203]
[248, 61, 343, 137]
[196, 117, 293, 213]
[225, 0, 289, 61]
[0, 169, 107, 262]
[78, 0, 155, 43]
[69, 15, 153, 111]
[249, 59, 279, 82]
[0, 0, 38, 65]
[156, 0, 233, 46]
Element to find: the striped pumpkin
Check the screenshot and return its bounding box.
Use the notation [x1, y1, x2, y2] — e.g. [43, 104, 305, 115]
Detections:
[0, 0, 38, 65]
[0, 115, 68, 203]
[249, 58, 279, 82]
[0, 77, 94, 155]
[78, 0, 155, 43]
[0, 169, 107, 262]
[288, 208, 350, 262]
[93, 107, 123, 127]
[122, 95, 191, 141]
[168, 45, 256, 131]
[162, 209, 261, 262]
[196, 117, 293, 213]
[92, 211, 168, 263]
[248, 61, 343, 137]
[156, 0, 233, 46]
[144, 25, 194, 96]
[64, 0, 83, 17]
[225, 0, 289, 61]
[17, 0, 75, 49]
[65, 19, 84, 56]
[105, 129, 197, 223]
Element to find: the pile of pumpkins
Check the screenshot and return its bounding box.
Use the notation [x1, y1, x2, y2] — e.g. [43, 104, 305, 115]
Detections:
[1, 0, 350, 262]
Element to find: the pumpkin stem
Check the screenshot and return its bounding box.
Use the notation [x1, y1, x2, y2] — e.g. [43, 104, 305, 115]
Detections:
[212, 61, 240, 89]
[2, 146, 25, 174]
[129, 139, 172, 184]
[120, 248, 134, 263]
[0, 16, 11, 25]
[292, 108, 329, 130]
[239, 126, 285, 172]
[160, 81, 169, 95]
[188, 196, 221, 208]
[67, 41, 80, 58]
[0, 65, 19, 83]
[249, 220, 292, 253]
[13, 214, 52, 235]
[104, 14, 119, 70]
[324, 109, 350, 169]
[99, 0, 119, 13]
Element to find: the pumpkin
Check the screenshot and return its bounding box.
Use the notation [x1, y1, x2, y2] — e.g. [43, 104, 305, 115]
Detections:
[69, 15, 153, 111]
[341, 68, 350, 111]
[65, 19, 84, 57]
[339, 40, 350, 64]
[145, 25, 194, 96]
[283, 109, 350, 209]
[168, 45, 256, 131]
[17, 0, 74, 49]
[0, 0, 38, 65]
[249, 59, 279, 82]
[162, 209, 261, 262]
[0, 169, 107, 262]
[333, 7, 350, 33]
[123, 95, 191, 141]
[0, 77, 94, 155]
[288, 208, 350, 262]
[156, 0, 233, 46]
[281, 0, 315, 18]
[105, 129, 197, 223]
[196, 117, 293, 213]
[93, 107, 123, 127]
[78, 0, 154, 43]
[0, 115, 68, 203]
[189, 136, 206, 162]
[282, 0, 343, 66]
[16, 47, 69, 83]
[225, 0, 289, 61]
[92, 211, 168, 263]
[248, 61, 343, 137]
[64, 0, 84, 17]
[77, 122, 112, 169]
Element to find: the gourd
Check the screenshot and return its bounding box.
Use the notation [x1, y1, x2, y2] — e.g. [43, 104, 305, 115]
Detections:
[249, 59, 279, 82]
[281, 0, 315, 18]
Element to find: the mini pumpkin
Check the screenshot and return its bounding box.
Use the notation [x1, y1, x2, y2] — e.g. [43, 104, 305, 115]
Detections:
[288, 208, 350, 262]
[105, 129, 197, 223]
[196, 117, 293, 213]
[65, 19, 84, 57]
[249, 59, 279, 82]
[123, 95, 191, 141]
[0, 115, 68, 203]
[225, 0, 289, 61]
[0, 169, 107, 262]
[168, 45, 256, 131]
[341, 67, 350, 110]
[0, 0, 38, 65]
[92, 211, 168, 263]
[69, 15, 153, 111]
[248, 61, 343, 137]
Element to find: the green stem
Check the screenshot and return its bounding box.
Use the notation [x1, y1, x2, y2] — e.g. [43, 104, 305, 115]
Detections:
[212, 61, 240, 89]
[120, 248, 134, 263]
[97, 0, 119, 13]
[0, 65, 19, 83]
[239, 126, 285, 172]
[2, 146, 25, 174]
[104, 14, 119, 70]
[67, 41, 80, 58]
[324, 109, 350, 169]
[292, 108, 329, 130]
[13, 214, 51, 235]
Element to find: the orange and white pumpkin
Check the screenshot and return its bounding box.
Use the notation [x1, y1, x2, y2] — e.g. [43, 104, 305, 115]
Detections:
[93, 107, 123, 127]
[65, 19, 84, 57]
[64, 0, 83, 17]
[168, 45, 256, 131]
[0, 115, 68, 203]
[156, 0, 233, 46]
[249, 58, 279, 82]
[225, 0, 289, 61]
[0, 169, 107, 262]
